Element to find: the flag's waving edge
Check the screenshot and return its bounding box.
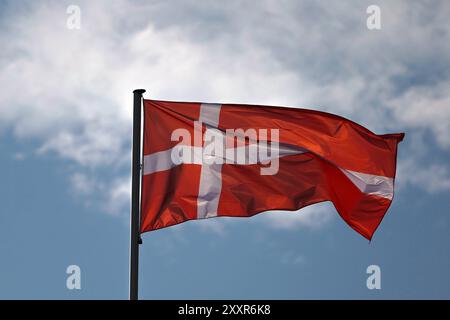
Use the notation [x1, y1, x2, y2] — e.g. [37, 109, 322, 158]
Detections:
[140, 100, 404, 240]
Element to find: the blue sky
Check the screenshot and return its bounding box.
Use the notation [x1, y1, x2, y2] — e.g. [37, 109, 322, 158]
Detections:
[1, 0, 450, 299]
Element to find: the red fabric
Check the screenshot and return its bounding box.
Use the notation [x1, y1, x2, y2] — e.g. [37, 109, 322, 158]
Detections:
[140, 100, 404, 239]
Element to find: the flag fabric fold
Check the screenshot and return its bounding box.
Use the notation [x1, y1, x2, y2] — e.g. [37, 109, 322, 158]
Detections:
[140, 100, 404, 240]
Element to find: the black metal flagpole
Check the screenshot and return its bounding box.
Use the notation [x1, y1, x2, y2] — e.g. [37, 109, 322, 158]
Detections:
[130, 89, 145, 300]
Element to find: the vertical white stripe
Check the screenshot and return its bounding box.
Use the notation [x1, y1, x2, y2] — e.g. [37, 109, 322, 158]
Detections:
[197, 162, 223, 219]
[199, 103, 221, 128]
[197, 104, 223, 218]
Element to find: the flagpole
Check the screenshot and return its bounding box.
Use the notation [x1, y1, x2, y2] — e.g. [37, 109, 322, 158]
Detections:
[130, 88, 145, 300]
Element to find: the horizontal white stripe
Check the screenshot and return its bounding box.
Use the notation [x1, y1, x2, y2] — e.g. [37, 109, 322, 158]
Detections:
[142, 148, 176, 175]
[143, 145, 394, 200]
[340, 168, 394, 200]
[143, 143, 305, 175]
[143, 146, 202, 175]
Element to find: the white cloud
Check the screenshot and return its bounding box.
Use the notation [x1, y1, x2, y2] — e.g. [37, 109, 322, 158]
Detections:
[281, 251, 306, 266]
[69, 172, 130, 216]
[195, 219, 227, 236]
[11, 152, 26, 161]
[387, 81, 450, 148]
[257, 202, 334, 230]
[70, 172, 97, 195]
[102, 177, 131, 216]
[1, 0, 450, 223]
[397, 158, 450, 193]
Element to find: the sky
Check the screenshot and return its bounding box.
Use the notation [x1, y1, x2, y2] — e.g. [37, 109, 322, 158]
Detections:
[0, 0, 450, 299]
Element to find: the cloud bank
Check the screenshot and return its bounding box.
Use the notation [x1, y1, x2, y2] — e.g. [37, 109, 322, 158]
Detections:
[1, 0, 449, 228]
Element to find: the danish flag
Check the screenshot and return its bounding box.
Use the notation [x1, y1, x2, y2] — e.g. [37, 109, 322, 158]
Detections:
[140, 100, 404, 240]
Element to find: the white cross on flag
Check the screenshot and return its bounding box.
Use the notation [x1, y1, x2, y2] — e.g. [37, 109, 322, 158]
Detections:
[140, 99, 404, 240]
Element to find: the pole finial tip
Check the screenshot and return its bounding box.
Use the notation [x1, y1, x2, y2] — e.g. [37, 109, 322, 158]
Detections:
[133, 89, 146, 95]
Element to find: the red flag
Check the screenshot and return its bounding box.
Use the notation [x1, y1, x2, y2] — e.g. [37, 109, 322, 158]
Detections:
[140, 100, 404, 240]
